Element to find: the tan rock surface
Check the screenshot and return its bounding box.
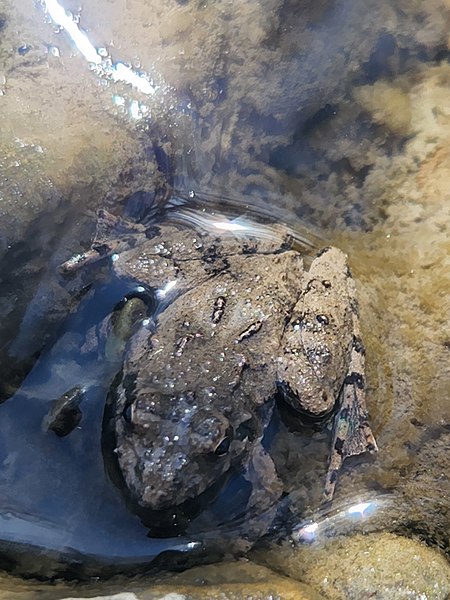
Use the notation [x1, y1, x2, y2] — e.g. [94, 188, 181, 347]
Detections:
[0, 562, 324, 600]
[256, 532, 450, 600]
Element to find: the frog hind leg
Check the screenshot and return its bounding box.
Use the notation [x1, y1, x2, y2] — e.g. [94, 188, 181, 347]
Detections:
[324, 311, 378, 501]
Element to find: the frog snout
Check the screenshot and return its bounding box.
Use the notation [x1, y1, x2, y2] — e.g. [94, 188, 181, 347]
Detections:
[119, 396, 236, 509]
[137, 452, 223, 510]
[277, 379, 336, 419]
[140, 480, 181, 510]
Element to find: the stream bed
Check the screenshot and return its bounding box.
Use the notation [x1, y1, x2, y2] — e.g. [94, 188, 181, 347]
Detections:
[0, 0, 449, 598]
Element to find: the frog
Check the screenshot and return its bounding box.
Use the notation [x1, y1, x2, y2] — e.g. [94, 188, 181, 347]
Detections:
[61, 207, 377, 513]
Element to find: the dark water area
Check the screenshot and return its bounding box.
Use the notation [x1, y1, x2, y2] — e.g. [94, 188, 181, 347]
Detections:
[0, 280, 181, 576]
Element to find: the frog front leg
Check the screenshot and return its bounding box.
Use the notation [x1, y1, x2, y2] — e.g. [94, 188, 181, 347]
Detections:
[277, 246, 377, 501]
[60, 209, 148, 274]
[238, 442, 283, 547]
[245, 443, 283, 511]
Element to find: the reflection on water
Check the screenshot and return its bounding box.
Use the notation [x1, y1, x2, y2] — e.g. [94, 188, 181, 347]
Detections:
[40, 0, 159, 104]
[169, 189, 321, 251]
[291, 494, 396, 545]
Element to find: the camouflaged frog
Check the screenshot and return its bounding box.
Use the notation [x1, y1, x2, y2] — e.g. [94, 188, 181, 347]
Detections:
[62, 209, 377, 511]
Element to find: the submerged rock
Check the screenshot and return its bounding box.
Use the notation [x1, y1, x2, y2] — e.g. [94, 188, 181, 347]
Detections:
[255, 532, 450, 600]
[43, 386, 84, 437]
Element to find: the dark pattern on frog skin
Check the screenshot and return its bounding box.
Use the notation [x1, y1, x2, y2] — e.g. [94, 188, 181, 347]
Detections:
[211, 296, 227, 324]
[62, 210, 377, 512]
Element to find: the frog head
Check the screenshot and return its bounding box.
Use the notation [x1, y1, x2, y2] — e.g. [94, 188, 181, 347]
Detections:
[114, 388, 255, 510]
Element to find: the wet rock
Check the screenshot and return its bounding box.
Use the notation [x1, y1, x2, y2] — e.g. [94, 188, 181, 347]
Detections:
[141, 561, 325, 600]
[255, 532, 450, 599]
[398, 430, 450, 552]
[61, 581, 323, 600]
[0, 562, 325, 600]
[263, 61, 450, 543]
[324, 64, 450, 539]
[353, 81, 412, 135]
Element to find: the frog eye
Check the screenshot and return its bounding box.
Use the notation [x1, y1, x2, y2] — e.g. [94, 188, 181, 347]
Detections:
[214, 436, 231, 456]
[122, 401, 133, 424]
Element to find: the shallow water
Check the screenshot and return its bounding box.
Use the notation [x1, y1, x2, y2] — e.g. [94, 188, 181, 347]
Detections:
[0, 194, 326, 578]
[0, 0, 449, 597]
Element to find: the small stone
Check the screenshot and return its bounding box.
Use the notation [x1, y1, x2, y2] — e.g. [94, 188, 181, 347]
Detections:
[43, 386, 84, 437]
